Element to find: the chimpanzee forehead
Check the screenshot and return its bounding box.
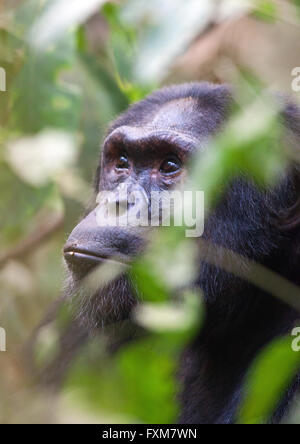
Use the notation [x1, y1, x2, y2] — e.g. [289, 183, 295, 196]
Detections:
[150, 97, 201, 134]
[146, 96, 224, 140]
[103, 124, 200, 158]
[103, 95, 226, 155]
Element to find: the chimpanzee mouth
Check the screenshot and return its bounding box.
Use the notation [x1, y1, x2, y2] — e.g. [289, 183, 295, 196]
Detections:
[63, 247, 130, 269]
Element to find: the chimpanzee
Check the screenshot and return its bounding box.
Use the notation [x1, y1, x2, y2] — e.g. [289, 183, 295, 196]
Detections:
[62, 82, 300, 424]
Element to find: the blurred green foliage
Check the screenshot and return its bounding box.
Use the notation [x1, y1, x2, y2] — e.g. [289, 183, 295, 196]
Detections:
[0, 0, 300, 425]
[238, 336, 300, 424]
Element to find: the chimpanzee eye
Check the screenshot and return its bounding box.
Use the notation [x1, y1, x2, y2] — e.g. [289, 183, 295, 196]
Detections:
[116, 153, 129, 170]
[160, 156, 181, 175]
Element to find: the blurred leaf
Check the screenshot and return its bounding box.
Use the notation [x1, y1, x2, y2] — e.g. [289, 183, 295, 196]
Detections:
[64, 343, 135, 423]
[102, 2, 137, 84]
[65, 335, 179, 424]
[29, 0, 107, 50]
[117, 337, 179, 423]
[75, 26, 87, 53]
[121, 0, 215, 84]
[294, 0, 300, 20]
[11, 34, 81, 133]
[189, 86, 285, 210]
[0, 164, 57, 247]
[221, 99, 284, 185]
[101, 3, 156, 101]
[294, 0, 300, 9]
[238, 336, 300, 424]
[0, 29, 25, 126]
[252, 0, 278, 22]
[131, 259, 170, 303]
[14, 0, 49, 31]
[131, 227, 197, 303]
[134, 289, 203, 340]
[5, 130, 79, 187]
[78, 53, 129, 114]
[34, 324, 60, 368]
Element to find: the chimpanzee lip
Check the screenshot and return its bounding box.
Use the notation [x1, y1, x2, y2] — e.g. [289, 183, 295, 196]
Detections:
[63, 247, 129, 266]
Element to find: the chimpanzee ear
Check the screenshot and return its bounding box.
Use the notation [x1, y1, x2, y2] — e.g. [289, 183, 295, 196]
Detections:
[281, 100, 300, 139]
[279, 197, 300, 231]
[276, 101, 300, 231]
[273, 169, 300, 235]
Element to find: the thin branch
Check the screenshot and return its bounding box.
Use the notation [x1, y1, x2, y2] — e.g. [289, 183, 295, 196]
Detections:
[199, 239, 300, 313]
[0, 212, 64, 269]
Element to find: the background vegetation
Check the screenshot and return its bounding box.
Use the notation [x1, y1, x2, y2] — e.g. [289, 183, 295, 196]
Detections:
[0, 0, 300, 424]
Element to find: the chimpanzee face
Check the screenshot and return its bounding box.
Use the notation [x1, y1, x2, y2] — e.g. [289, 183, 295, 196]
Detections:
[63, 96, 206, 276]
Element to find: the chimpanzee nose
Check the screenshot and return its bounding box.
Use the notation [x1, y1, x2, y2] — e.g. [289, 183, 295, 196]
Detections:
[63, 200, 147, 278]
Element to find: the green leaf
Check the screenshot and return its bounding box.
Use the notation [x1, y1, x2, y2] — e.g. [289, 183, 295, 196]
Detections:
[293, 0, 300, 19]
[252, 0, 278, 23]
[293, 0, 300, 9]
[238, 336, 300, 424]
[11, 34, 81, 133]
[78, 53, 129, 115]
[117, 337, 179, 423]
[101, 3, 155, 101]
[131, 259, 170, 303]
